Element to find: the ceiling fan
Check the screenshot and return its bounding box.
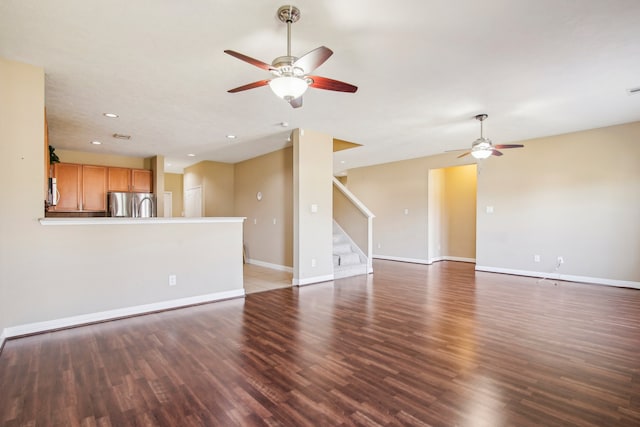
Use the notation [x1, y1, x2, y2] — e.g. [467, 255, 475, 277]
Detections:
[457, 114, 524, 159]
[224, 5, 358, 108]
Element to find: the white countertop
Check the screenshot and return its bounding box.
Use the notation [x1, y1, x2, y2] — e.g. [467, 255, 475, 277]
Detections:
[39, 217, 246, 226]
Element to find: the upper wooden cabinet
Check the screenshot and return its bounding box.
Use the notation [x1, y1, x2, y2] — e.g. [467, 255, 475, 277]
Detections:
[50, 163, 152, 213]
[51, 163, 82, 211]
[131, 169, 152, 193]
[108, 167, 131, 192]
[108, 167, 153, 193]
[82, 165, 107, 211]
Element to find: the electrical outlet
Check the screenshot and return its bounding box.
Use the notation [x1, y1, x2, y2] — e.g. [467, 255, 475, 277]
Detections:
[311, 258, 317, 267]
[534, 254, 540, 262]
[557, 256, 564, 265]
[169, 274, 177, 286]
[377, 243, 381, 249]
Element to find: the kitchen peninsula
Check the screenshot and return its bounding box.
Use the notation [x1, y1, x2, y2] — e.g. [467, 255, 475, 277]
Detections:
[3, 215, 247, 340]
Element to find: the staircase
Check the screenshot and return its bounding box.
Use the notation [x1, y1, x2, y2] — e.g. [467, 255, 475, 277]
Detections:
[333, 222, 368, 279]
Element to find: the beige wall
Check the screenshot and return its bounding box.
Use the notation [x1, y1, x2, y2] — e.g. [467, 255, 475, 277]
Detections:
[234, 148, 293, 268]
[293, 129, 334, 284]
[0, 58, 244, 341]
[165, 173, 184, 217]
[349, 122, 640, 284]
[443, 164, 477, 259]
[184, 161, 235, 217]
[476, 122, 640, 283]
[0, 58, 45, 340]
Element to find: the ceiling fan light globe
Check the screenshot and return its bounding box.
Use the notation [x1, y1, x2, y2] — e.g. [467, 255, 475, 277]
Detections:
[471, 148, 493, 159]
[269, 76, 308, 100]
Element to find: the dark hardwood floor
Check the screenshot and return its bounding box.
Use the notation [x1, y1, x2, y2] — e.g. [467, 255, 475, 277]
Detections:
[1, 260, 639, 426]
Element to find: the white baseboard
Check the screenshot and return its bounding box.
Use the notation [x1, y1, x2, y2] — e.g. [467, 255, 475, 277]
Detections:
[2, 289, 246, 340]
[247, 259, 293, 273]
[373, 255, 430, 264]
[475, 265, 640, 289]
[293, 274, 335, 286]
[374, 255, 476, 265]
[428, 256, 476, 264]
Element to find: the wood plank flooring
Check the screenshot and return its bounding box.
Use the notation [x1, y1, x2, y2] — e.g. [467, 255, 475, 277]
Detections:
[1, 260, 639, 426]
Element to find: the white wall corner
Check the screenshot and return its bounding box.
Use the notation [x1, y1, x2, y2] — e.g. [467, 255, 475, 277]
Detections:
[0, 330, 6, 352]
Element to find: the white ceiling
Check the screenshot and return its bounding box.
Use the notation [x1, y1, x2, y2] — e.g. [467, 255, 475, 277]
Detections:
[2, 0, 640, 174]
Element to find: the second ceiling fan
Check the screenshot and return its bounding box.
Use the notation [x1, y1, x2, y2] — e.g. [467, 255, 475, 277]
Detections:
[457, 114, 524, 159]
[224, 5, 358, 108]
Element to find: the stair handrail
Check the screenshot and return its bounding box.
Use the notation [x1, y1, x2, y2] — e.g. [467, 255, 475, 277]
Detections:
[332, 177, 375, 273]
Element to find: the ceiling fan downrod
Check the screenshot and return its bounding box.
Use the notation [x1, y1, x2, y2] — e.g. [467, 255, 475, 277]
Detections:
[475, 114, 488, 138]
[277, 5, 300, 58]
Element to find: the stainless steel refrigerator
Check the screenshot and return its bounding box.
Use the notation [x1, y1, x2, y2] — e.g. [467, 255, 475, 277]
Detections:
[108, 192, 157, 217]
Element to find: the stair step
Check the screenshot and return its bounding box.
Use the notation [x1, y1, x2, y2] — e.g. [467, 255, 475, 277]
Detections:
[339, 252, 361, 266]
[333, 243, 352, 255]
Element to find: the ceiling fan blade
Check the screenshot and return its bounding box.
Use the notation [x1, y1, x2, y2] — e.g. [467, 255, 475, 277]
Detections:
[308, 76, 358, 93]
[224, 50, 275, 71]
[492, 149, 504, 156]
[457, 151, 471, 158]
[293, 46, 333, 74]
[494, 144, 524, 149]
[227, 80, 270, 93]
[289, 97, 303, 109]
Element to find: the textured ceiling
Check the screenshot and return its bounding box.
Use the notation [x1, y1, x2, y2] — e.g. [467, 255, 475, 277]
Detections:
[1, 0, 639, 174]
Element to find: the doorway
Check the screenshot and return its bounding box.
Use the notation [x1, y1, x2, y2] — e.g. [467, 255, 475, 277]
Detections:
[427, 164, 477, 263]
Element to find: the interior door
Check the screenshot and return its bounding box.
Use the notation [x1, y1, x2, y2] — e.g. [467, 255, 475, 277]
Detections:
[163, 191, 173, 217]
[184, 186, 203, 217]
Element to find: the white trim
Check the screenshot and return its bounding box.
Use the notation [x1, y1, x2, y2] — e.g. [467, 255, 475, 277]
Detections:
[2, 289, 245, 339]
[475, 265, 640, 289]
[39, 217, 246, 226]
[247, 259, 293, 273]
[437, 256, 475, 263]
[374, 254, 430, 264]
[0, 330, 6, 351]
[332, 178, 375, 218]
[293, 274, 335, 286]
[375, 255, 476, 265]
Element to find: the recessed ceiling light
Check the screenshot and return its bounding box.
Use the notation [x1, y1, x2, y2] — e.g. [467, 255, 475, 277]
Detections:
[166, 163, 172, 167]
[340, 160, 346, 164]
[90, 140, 102, 145]
[187, 153, 196, 157]
[103, 113, 118, 118]
[280, 121, 289, 127]
[226, 134, 237, 139]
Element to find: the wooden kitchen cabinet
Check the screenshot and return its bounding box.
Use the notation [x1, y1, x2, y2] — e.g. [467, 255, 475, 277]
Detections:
[108, 167, 131, 192]
[108, 167, 152, 193]
[51, 163, 82, 211]
[131, 169, 152, 193]
[82, 165, 107, 211]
